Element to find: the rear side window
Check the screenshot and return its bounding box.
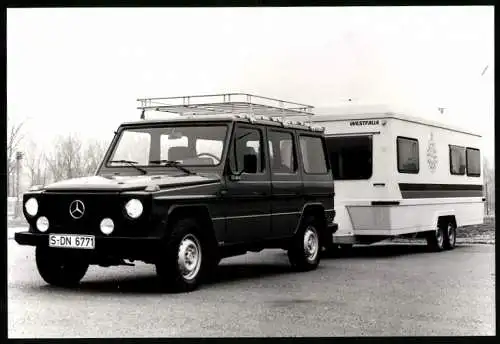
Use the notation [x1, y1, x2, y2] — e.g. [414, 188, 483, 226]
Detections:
[299, 135, 328, 174]
[397, 137, 419, 174]
[326, 135, 372, 180]
[449, 145, 466, 175]
[268, 130, 297, 173]
[466, 147, 481, 177]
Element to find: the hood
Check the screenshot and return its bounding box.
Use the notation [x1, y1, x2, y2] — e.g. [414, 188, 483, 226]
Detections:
[43, 174, 221, 192]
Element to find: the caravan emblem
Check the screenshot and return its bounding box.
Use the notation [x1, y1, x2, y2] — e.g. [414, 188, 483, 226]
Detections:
[426, 132, 438, 173]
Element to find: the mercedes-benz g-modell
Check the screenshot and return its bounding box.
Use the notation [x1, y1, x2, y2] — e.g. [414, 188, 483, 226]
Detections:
[15, 93, 337, 292]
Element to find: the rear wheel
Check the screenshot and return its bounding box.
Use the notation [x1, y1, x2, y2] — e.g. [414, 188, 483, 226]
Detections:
[35, 246, 89, 287]
[426, 222, 445, 252]
[288, 216, 321, 271]
[443, 220, 457, 250]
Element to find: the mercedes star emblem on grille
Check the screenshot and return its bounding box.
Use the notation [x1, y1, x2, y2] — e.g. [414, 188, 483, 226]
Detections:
[69, 200, 85, 219]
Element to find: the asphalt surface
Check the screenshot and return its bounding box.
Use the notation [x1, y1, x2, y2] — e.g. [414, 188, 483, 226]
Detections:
[8, 236, 495, 338]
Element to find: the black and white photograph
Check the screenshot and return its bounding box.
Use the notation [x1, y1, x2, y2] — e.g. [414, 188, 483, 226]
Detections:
[6, 5, 495, 338]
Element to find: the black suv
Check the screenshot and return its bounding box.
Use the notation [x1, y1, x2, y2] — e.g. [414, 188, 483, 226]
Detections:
[15, 95, 337, 292]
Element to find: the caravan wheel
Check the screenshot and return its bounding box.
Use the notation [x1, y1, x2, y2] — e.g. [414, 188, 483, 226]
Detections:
[443, 221, 457, 250]
[426, 223, 445, 252]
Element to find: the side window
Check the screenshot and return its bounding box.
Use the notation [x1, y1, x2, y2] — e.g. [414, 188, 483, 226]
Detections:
[466, 147, 481, 177]
[449, 145, 466, 175]
[299, 135, 328, 174]
[268, 130, 297, 174]
[230, 127, 264, 173]
[397, 137, 419, 174]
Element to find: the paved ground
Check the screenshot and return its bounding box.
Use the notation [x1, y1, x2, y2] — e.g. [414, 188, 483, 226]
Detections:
[8, 236, 495, 338]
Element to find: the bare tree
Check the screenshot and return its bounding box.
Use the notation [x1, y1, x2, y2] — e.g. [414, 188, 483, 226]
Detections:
[44, 134, 110, 183]
[45, 134, 85, 182]
[7, 116, 25, 196]
[483, 157, 495, 215]
[82, 139, 109, 176]
[24, 139, 49, 187]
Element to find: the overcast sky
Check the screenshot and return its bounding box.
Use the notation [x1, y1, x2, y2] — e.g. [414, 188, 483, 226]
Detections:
[7, 6, 495, 160]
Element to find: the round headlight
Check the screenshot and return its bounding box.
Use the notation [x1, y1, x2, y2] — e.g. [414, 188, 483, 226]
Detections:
[100, 218, 114, 235]
[25, 198, 38, 217]
[125, 199, 143, 219]
[36, 216, 49, 232]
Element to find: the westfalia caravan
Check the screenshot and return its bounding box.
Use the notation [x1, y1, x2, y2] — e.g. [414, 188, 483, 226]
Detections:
[309, 105, 484, 252]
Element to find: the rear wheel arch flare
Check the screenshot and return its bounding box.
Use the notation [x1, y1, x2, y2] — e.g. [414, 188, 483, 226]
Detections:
[295, 204, 327, 235]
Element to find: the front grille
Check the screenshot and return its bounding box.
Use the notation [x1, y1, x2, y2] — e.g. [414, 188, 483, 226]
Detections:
[38, 192, 150, 237]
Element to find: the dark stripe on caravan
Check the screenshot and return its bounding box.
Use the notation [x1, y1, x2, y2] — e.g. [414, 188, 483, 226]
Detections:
[399, 183, 483, 199]
[371, 201, 400, 206]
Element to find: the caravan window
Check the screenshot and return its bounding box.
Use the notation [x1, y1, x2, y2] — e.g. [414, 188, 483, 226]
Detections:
[397, 137, 419, 174]
[449, 145, 466, 175]
[466, 147, 481, 177]
[325, 135, 372, 180]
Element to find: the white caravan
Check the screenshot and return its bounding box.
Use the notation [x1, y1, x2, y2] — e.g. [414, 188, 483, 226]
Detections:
[309, 105, 484, 251]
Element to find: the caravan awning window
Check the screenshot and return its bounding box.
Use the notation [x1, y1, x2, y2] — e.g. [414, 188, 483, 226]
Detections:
[325, 135, 373, 180]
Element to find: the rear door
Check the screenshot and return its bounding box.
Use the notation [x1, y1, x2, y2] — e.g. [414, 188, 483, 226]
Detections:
[267, 128, 303, 238]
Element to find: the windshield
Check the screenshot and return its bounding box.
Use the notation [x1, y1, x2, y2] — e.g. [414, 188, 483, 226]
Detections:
[107, 125, 228, 167]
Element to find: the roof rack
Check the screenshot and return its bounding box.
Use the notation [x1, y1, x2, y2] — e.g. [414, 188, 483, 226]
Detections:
[137, 93, 314, 119]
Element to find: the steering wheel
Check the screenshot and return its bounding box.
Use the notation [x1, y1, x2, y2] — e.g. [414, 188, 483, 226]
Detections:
[196, 152, 221, 163]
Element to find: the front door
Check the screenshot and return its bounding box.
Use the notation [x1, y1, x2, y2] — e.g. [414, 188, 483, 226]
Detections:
[223, 124, 272, 244]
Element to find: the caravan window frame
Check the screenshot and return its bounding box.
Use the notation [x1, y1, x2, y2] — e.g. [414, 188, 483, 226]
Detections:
[466, 147, 481, 177]
[396, 136, 420, 174]
[449, 145, 466, 175]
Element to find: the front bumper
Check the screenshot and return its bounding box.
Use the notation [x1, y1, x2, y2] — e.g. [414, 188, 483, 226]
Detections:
[14, 231, 162, 257]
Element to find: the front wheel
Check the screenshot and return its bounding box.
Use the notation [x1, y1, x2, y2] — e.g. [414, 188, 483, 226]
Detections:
[35, 246, 90, 287]
[155, 218, 208, 292]
[288, 217, 321, 271]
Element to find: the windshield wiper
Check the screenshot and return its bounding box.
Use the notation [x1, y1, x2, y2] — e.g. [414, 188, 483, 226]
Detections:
[149, 160, 196, 175]
[108, 160, 147, 175]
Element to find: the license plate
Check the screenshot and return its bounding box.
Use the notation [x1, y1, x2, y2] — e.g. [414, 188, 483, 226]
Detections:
[49, 234, 95, 250]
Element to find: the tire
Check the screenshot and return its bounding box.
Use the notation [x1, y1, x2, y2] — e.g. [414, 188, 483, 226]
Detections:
[288, 216, 321, 271]
[35, 246, 89, 288]
[426, 222, 446, 252]
[155, 218, 212, 292]
[443, 220, 457, 250]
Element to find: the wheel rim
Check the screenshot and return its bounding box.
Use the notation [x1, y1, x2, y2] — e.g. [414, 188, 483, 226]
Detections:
[177, 234, 202, 281]
[303, 226, 319, 262]
[436, 227, 444, 248]
[447, 223, 456, 246]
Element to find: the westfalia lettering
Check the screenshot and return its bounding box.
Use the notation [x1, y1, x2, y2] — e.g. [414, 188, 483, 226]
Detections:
[350, 120, 380, 126]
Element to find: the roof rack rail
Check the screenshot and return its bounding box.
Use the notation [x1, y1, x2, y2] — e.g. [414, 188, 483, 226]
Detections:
[137, 93, 314, 119]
